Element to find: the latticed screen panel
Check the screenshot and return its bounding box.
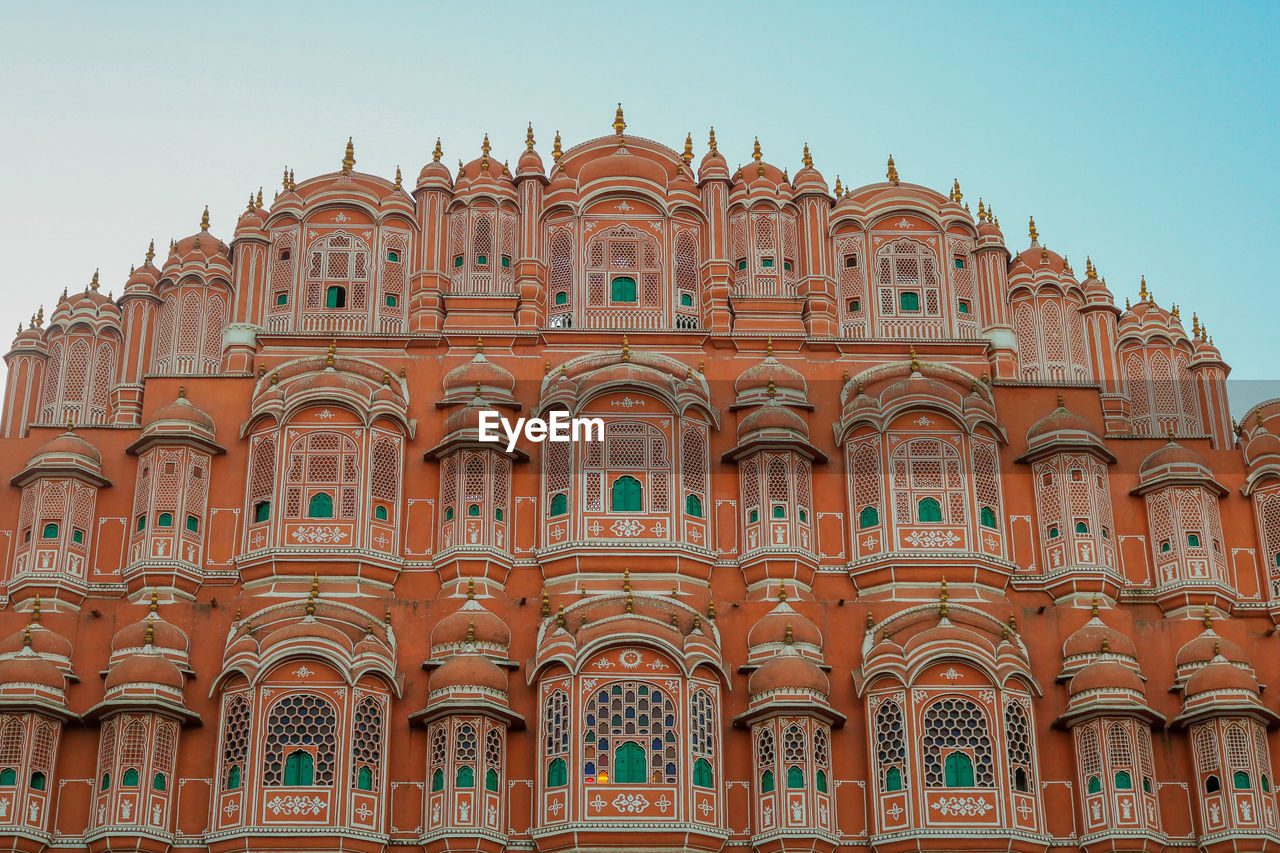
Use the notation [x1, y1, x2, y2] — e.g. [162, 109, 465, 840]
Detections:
[920, 696, 995, 787]
[262, 693, 338, 786]
[875, 698, 907, 791]
[543, 689, 570, 757]
[582, 681, 678, 784]
[351, 696, 383, 791]
[221, 693, 252, 786]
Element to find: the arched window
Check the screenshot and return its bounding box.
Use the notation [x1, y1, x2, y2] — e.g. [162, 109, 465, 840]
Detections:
[1114, 770, 1132, 790]
[263, 693, 337, 786]
[787, 766, 805, 789]
[467, 504, 480, 517]
[611, 476, 643, 512]
[694, 758, 713, 787]
[547, 757, 567, 787]
[1076, 520, 1089, 534]
[550, 493, 568, 517]
[356, 766, 373, 791]
[30, 771, 45, 791]
[582, 680, 677, 784]
[610, 276, 637, 303]
[772, 505, 786, 519]
[41, 522, 58, 539]
[0, 768, 14, 786]
[351, 696, 382, 793]
[1004, 700, 1034, 794]
[1087, 775, 1101, 793]
[886, 766, 903, 791]
[123, 768, 140, 786]
[220, 693, 251, 792]
[100, 773, 110, 791]
[455, 724, 477, 788]
[374, 505, 387, 521]
[431, 768, 444, 791]
[922, 697, 994, 788]
[555, 291, 568, 305]
[981, 506, 997, 528]
[761, 769, 775, 793]
[1188, 532, 1201, 547]
[1206, 774, 1221, 793]
[900, 291, 920, 311]
[1235, 770, 1252, 790]
[918, 497, 942, 522]
[325, 285, 346, 309]
[308, 492, 334, 518]
[943, 753, 974, 787]
[485, 768, 499, 792]
[152, 773, 165, 791]
[859, 506, 879, 528]
[456, 765, 474, 787]
[875, 699, 907, 793]
[685, 494, 703, 518]
[157, 512, 173, 527]
[227, 765, 241, 790]
[284, 751, 314, 786]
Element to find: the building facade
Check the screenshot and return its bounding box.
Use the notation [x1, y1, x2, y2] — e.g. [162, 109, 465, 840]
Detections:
[1, 110, 1279, 853]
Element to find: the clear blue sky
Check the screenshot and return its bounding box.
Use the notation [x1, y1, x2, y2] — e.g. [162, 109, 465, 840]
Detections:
[1, 1, 1277, 416]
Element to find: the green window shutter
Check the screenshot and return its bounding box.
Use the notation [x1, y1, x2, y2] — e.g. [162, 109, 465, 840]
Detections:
[555, 291, 568, 305]
[72, 528, 84, 544]
[152, 773, 165, 791]
[547, 757, 567, 787]
[431, 768, 445, 791]
[227, 765, 242, 790]
[186, 515, 199, 532]
[485, 768, 499, 792]
[308, 492, 334, 519]
[615, 741, 645, 783]
[885, 766, 903, 792]
[1188, 533, 1201, 547]
[386, 294, 398, 307]
[1235, 771, 1252, 790]
[612, 476, 642, 511]
[550, 493, 568, 516]
[29, 772, 45, 791]
[981, 507, 997, 528]
[468, 504, 480, 517]
[1114, 770, 1132, 790]
[761, 769, 775, 793]
[693, 758, 712, 787]
[1086, 775, 1101, 794]
[859, 506, 879, 528]
[918, 497, 942, 522]
[0, 768, 15, 786]
[357, 765, 373, 791]
[444, 506, 454, 521]
[254, 501, 270, 523]
[157, 512, 173, 527]
[1075, 520, 1089, 534]
[284, 751, 313, 786]
[374, 505, 387, 521]
[816, 769, 827, 793]
[787, 766, 804, 789]
[456, 765, 474, 788]
[943, 752, 973, 787]
[772, 505, 785, 519]
[900, 291, 919, 311]
[680, 293, 693, 307]
[686, 494, 703, 517]
[610, 276, 637, 303]
[123, 768, 139, 787]
[100, 773, 111, 791]
[41, 522, 58, 539]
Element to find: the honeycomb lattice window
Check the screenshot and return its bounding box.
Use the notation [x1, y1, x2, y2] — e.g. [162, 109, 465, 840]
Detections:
[262, 694, 338, 786]
[921, 697, 994, 787]
[221, 694, 251, 789]
[350, 696, 382, 791]
[582, 680, 677, 784]
[1004, 698, 1034, 790]
[875, 698, 907, 791]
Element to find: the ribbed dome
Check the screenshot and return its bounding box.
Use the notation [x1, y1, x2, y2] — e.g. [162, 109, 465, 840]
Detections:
[0, 623, 72, 659]
[0, 654, 65, 690]
[1027, 404, 1101, 442]
[734, 353, 807, 401]
[431, 600, 511, 652]
[1186, 659, 1260, 697]
[747, 603, 821, 650]
[1176, 632, 1249, 668]
[443, 350, 516, 398]
[1140, 440, 1212, 477]
[105, 652, 184, 691]
[145, 394, 215, 435]
[429, 654, 508, 693]
[737, 401, 809, 440]
[111, 616, 189, 657]
[28, 430, 103, 468]
[1069, 660, 1146, 696]
[1063, 617, 1138, 660]
[749, 653, 829, 697]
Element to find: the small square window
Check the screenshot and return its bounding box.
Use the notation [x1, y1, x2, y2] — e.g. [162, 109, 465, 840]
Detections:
[680, 293, 693, 307]
[501, 255, 511, 268]
[958, 300, 970, 314]
[844, 254, 859, 268]
[476, 254, 488, 265]
[275, 293, 288, 306]
[737, 259, 747, 271]
[761, 257, 774, 269]
[386, 294, 398, 307]
[454, 255, 464, 268]
[954, 256, 965, 269]
[847, 298, 861, 312]
[280, 249, 291, 261]
[386, 250, 400, 263]
[900, 291, 920, 311]
[783, 260, 792, 272]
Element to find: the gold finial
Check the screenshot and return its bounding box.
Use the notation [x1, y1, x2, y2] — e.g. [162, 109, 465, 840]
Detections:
[698, 360, 705, 374]
[1040, 246, 1049, 264]
[177, 384, 185, 399]
[34, 307, 42, 327]
[31, 595, 41, 623]
[560, 363, 567, 377]
[977, 198, 986, 220]
[766, 336, 774, 356]
[480, 133, 491, 168]
[939, 577, 948, 617]
[432, 138, 443, 163]
[146, 239, 155, 265]
[466, 619, 475, 644]
[613, 102, 626, 136]
[246, 193, 256, 214]
[842, 369, 850, 384]
[692, 613, 701, 630]
[625, 588, 633, 614]
[543, 360, 551, 376]
[257, 187, 264, 208]
[466, 577, 476, 600]
[326, 339, 336, 368]
[394, 166, 402, 189]
[22, 626, 30, 647]
[767, 378, 776, 399]
[671, 611, 679, 627]
[144, 616, 155, 646]
[1193, 312, 1201, 338]
[1213, 640, 1220, 657]
[1057, 391, 1064, 408]
[305, 572, 319, 616]
[685, 365, 692, 381]
[802, 143, 813, 169]
[1101, 637, 1110, 653]
[752, 137, 764, 176]
[1203, 603, 1213, 629]
[283, 166, 290, 189]
[833, 175, 843, 196]
[270, 370, 279, 386]
[909, 346, 920, 372]
[66, 416, 74, 433]
[1172, 303, 1180, 319]
[382, 370, 391, 386]
[1091, 593, 1100, 617]
[623, 567, 631, 592]
[1002, 624, 1009, 640]
[288, 169, 295, 189]
[866, 613, 875, 631]
[90, 269, 100, 291]
[621, 334, 629, 362]
[199, 203, 211, 232]
[886, 154, 899, 185]
[1028, 215, 1038, 244]
[556, 605, 566, 628]
[707, 599, 716, 619]
[342, 137, 355, 175]
[540, 589, 550, 618]
[457, 158, 465, 179]
[1139, 275, 1148, 301]
[784, 622, 794, 645]
[778, 582, 788, 602]
[708, 126, 717, 153]
[1086, 256, 1095, 278]
[1009, 612, 1018, 633]
[682, 133, 693, 165]
[552, 131, 563, 163]
[951, 178, 962, 202]
[502, 160, 511, 177]
[1168, 426, 1177, 443]
[526, 122, 535, 152]
[1125, 296, 1131, 310]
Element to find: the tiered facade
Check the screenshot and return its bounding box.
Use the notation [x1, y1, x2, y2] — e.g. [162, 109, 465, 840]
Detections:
[1, 110, 1279, 853]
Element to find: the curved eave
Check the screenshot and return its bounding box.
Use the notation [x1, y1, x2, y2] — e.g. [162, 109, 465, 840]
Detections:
[721, 434, 827, 464]
[422, 435, 529, 462]
[1015, 439, 1116, 465]
[0, 696, 77, 722]
[1130, 473, 1229, 498]
[126, 432, 225, 457]
[1172, 699, 1280, 729]
[733, 699, 846, 729]
[408, 699, 525, 730]
[10, 464, 110, 489]
[83, 696, 201, 726]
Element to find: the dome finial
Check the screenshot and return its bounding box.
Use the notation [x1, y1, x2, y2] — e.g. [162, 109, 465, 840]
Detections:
[886, 154, 899, 185]
[526, 122, 535, 152]
[305, 572, 319, 617]
[682, 132, 693, 165]
[432, 137, 443, 163]
[1167, 426, 1177, 444]
[342, 137, 355, 175]
[31, 595, 41, 624]
[257, 187, 264, 208]
[246, 193, 256, 214]
[802, 142, 813, 169]
[766, 336, 774, 356]
[951, 178, 962, 202]
[177, 384, 185, 399]
[394, 166, 402, 190]
[555, 604, 566, 628]
[200, 206, 210, 233]
[1091, 593, 1100, 617]
[466, 577, 475, 600]
[1057, 391, 1064, 408]
[282, 166, 290, 189]
[767, 378, 776, 399]
[621, 334, 629, 362]
[708, 126, 717, 153]
[613, 102, 626, 136]
[977, 198, 986, 220]
[1203, 603, 1213, 629]
[784, 622, 793, 645]
[939, 577, 948, 618]
[1192, 312, 1201, 338]
[144, 616, 155, 647]
[1086, 256, 1095, 278]
[90, 269, 100, 291]
[1139, 275, 1148, 301]
[146, 239, 155, 266]
[475, 335, 483, 354]
[466, 619, 475, 644]
[778, 582, 787, 602]
[480, 133, 491, 169]
[540, 589, 550, 618]
[326, 338, 336, 368]
[833, 174, 843, 196]
[909, 346, 920, 373]
[552, 131, 563, 163]
[1028, 215, 1038, 244]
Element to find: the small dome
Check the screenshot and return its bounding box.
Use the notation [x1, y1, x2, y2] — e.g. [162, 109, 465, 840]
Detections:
[1069, 660, 1146, 697]
[737, 401, 809, 440]
[747, 602, 822, 650]
[0, 654, 65, 690]
[431, 599, 511, 652]
[697, 138, 730, 182]
[1063, 617, 1138, 661]
[1139, 440, 1216, 488]
[443, 349, 516, 399]
[142, 393, 216, 439]
[1176, 632, 1249, 668]
[28, 430, 103, 469]
[105, 652, 184, 691]
[429, 653, 508, 693]
[902, 619, 991, 657]
[0, 623, 72, 660]
[734, 352, 807, 404]
[517, 140, 545, 177]
[749, 653, 829, 697]
[1186, 659, 1260, 697]
[111, 615, 189, 658]
[1027, 403, 1101, 443]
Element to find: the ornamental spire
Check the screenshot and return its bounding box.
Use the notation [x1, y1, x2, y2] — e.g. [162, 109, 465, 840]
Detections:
[200, 205, 210, 232]
[1203, 603, 1213, 630]
[886, 154, 899, 185]
[480, 133, 491, 169]
[939, 577, 948, 618]
[833, 175, 842, 196]
[621, 334, 629, 362]
[682, 133, 693, 165]
[1028, 215, 1038, 245]
[146, 239, 155, 266]
[394, 166, 402, 190]
[552, 131, 562, 163]
[305, 572, 319, 617]
[466, 577, 475, 600]
[341, 137, 355, 175]
[1086, 256, 1095, 278]
[432, 137, 443, 163]
[90, 269, 100, 291]
[257, 187, 264, 208]
[802, 142, 813, 169]
[951, 178, 962, 202]
[708, 126, 717, 154]
[1091, 593, 1100, 617]
[752, 137, 763, 176]
[1139, 275, 1148, 301]
[613, 103, 626, 136]
[526, 122, 535, 152]
[909, 346, 920, 373]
